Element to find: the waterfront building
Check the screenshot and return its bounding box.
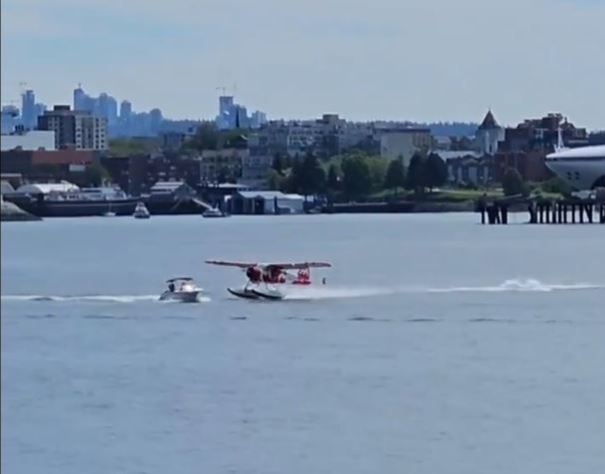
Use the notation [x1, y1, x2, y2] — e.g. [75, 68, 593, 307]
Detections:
[38, 106, 108, 151]
[379, 128, 432, 166]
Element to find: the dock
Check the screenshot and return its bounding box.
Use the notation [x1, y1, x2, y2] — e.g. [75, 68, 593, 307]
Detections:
[477, 195, 605, 225]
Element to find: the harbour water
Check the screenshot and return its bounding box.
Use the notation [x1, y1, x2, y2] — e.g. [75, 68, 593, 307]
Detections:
[2, 214, 604, 473]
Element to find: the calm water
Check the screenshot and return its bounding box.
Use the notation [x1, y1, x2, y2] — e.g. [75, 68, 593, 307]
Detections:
[1, 214, 604, 474]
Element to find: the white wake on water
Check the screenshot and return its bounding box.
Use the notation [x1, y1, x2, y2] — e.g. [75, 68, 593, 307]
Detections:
[283, 278, 604, 300]
[425, 279, 604, 293]
[0, 294, 210, 303]
[1, 279, 601, 303]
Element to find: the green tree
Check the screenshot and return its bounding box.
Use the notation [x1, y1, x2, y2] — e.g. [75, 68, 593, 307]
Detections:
[85, 161, 110, 187]
[406, 152, 428, 194]
[272, 153, 283, 174]
[341, 155, 372, 199]
[425, 152, 448, 190]
[266, 169, 285, 190]
[541, 176, 570, 195]
[366, 156, 389, 192]
[502, 168, 525, 196]
[384, 157, 406, 193]
[327, 163, 340, 191]
[288, 154, 326, 196]
[184, 122, 219, 151]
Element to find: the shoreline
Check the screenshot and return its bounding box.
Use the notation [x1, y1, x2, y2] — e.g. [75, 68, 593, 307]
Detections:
[1, 198, 42, 222]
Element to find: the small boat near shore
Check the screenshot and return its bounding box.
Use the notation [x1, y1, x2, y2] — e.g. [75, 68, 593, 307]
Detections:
[133, 201, 150, 219]
[202, 207, 229, 218]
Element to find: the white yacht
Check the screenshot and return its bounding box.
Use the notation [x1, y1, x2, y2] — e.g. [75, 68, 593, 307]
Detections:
[545, 145, 605, 191]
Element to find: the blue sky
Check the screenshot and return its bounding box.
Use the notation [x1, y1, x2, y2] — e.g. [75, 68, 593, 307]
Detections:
[1, 0, 604, 129]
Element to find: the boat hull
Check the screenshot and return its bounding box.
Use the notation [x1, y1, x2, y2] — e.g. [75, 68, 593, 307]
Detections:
[3, 195, 138, 217]
[159, 290, 201, 303]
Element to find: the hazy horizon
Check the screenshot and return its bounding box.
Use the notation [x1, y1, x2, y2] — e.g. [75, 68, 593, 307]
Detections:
[2, 0, 604, 130]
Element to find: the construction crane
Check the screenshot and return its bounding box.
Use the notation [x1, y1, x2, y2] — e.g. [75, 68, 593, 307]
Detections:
[216, 86, 227, 96]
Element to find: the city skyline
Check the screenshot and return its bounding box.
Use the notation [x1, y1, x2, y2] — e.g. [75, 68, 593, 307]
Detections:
[1, 0, 604, 129]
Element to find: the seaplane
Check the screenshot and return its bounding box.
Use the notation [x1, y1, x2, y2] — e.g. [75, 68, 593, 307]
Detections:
[205, 260, 331, 300]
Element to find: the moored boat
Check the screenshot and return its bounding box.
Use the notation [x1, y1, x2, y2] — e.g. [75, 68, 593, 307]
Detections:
[133, 201, 151, 219]
[202, 207, 229, 218]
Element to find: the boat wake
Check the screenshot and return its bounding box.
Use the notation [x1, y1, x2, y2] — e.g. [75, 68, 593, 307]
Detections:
[1, 279, 601, 304]
[282, 278, 604, 300]
[1, 294, 211, 303]
[425, 279, 604, 293]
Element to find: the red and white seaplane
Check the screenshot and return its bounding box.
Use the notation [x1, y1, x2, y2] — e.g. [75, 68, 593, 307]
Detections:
[205, 260, 331, 300]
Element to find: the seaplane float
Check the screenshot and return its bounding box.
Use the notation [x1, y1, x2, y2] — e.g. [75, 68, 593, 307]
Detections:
[159, 277, 204, 303]
[205, 260, 331, 300]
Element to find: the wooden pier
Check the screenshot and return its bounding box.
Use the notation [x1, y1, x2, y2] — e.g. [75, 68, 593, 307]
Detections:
[477, 195, 605, 225]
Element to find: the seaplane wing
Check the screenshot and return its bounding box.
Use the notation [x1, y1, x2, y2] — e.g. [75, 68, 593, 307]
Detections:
[266, 262, 332, 270]
[205, 260, 331, 270]
[205, 260, 256, 269]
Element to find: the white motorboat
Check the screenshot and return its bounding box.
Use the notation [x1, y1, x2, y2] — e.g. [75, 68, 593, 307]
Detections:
[159, 277, 203, 303]
[133, 201, 150, 219]
[202, 207, 228, 218]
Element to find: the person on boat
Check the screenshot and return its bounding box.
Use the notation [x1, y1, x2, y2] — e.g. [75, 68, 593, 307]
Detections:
[168, 282, 175, 292]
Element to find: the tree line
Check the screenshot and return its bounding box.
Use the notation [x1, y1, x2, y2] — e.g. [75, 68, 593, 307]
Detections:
[268, 151, 448, 201]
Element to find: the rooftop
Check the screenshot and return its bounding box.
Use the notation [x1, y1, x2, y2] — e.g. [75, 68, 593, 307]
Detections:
[478, 110, 500, 130]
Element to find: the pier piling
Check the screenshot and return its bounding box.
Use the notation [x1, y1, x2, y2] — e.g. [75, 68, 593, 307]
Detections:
[479, 196, 604, 225]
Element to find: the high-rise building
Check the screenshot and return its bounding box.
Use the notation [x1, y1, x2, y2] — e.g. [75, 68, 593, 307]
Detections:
[73, 85, 96, 113]
[150, 108, 163, 135]
[219, 96, 234, 118]
[120, 100, 132, 121]
[1, 105, 20, 134]
[34, 103, 47, 120]
[250, 111, 267, 129]
[38, 105, 107, 150]
[21, 90, 36, 130]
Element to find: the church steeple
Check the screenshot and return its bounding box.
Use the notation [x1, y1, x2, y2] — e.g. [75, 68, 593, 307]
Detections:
[478, 109, 499, 130]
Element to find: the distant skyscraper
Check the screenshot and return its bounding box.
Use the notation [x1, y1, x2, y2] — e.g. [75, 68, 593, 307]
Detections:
[34, 103, 47, 120]
[73, 85, 96, 112]
[107, 96, 118, 127]
[216, 96, 235, 129]
[1, 105, 20, 134]
[74, 85, 86, 110]
[250, 111, 267, 129]
[21, 90, 36, 129]
[219, 96, 234, 116]
[149, 108, 163, 134]
[120, 100, 132, 121]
